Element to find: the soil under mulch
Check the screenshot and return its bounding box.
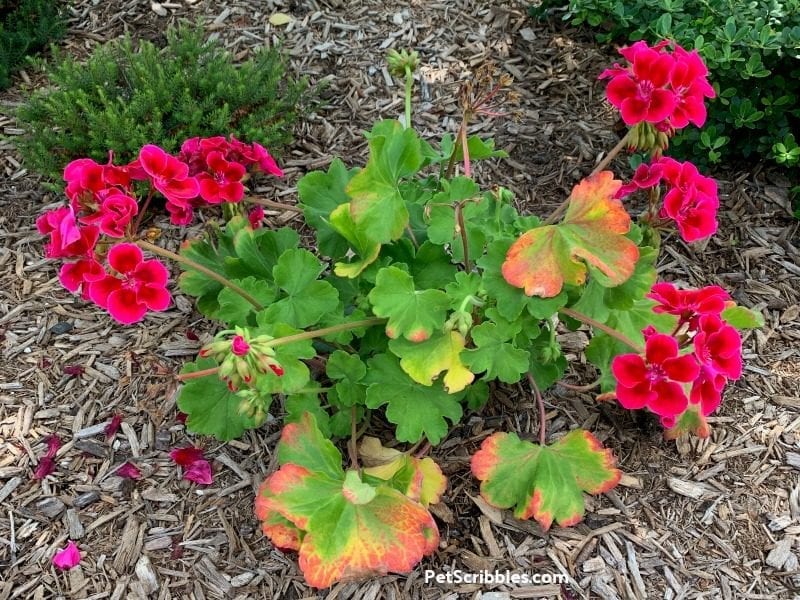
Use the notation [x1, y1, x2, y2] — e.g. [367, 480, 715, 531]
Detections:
[1, 1, 799, 598]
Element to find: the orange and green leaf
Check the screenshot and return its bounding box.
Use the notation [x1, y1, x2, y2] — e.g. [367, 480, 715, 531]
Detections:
[255, 413, 440, 588]
[502, 171, 639, 297]
[471, 429, 621, 530]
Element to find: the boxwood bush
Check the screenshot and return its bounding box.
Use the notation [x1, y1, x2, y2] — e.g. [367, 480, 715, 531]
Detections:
[531, 0, 800, 173]
[15, 24, 307, 182]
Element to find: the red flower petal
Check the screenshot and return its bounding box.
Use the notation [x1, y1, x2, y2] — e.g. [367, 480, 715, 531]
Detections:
[615, 381, 654, 410]
[649, 380, 688, 417]
[105, 414, 123, 439]
[645, 334, 679, 365]
[170, 446, 204, 467]
[662, 354, 700, 382]
[611, 354, 648, 387]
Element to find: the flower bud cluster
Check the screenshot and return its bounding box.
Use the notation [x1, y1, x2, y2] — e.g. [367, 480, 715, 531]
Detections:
[200, 327, 284, 392]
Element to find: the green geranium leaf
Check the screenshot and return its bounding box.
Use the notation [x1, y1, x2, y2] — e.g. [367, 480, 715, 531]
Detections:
[217, 277, 277, 326]
[298, 158, 357, 258]
[721, 305, 765, 329]
[260, 249, 339, 328]
[346, 120, 422, 244]
[177, 358, 262, 441]
[368, 266, 449, 341]
[463, 320, 530, 384]
[326, 350, 367, 407]
[329, 202, 382, 277]
[364, 354, 463, 444]
[284, 393, 332, 437]
[471, 429, 621, 530]
[252, 321, 317, 394]
[388, 331, 475, 393]
[233, 226, 300, 280]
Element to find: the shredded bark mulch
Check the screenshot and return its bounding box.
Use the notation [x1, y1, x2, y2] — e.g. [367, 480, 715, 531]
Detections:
[1, 1, 798, 598]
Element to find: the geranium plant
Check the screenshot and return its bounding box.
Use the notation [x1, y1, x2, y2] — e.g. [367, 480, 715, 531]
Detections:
[38, 41, 762, 588]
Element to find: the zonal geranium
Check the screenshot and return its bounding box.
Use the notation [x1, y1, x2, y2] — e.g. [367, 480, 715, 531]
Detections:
[611, 333, 700, 420]
[648, 282, 730, 330]
[37, 206, 99, 259]
[668, 44, 715, 129]
[197, 151, 247, 204]
[136, 145, 200, 225]
[79, 190, 139, 238]
[657, 157, 719, 242]
[87, 243, 171, 324]
[615, 161, 663, 198]
[599, 41, 676, 125]
[59, 258, 105, 299]
[693, 314, 742, 380]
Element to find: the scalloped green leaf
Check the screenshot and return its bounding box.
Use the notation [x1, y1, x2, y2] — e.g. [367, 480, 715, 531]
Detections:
[471, 429, 621, 530]
[216, 277, 277, 326]
[388, 331, 475, 393]
[462, 320, 530, 384]
[367, 266, 449, 341]
[364, 353, 463, 444]
[721, 305, 765, 329]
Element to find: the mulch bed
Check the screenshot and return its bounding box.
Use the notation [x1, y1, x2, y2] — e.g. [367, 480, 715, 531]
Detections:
[1, 1, 798, 598]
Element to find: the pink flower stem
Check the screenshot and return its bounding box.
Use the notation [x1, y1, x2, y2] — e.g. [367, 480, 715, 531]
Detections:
[559, 307, 644, 354]
[544, 131, 631, 225]
[175, 317, 386, 382]
[244, 196, 303, 213]
[557, 378, 601, 392]
[136, 239, 265, 311]
[527, 373, 547, 446]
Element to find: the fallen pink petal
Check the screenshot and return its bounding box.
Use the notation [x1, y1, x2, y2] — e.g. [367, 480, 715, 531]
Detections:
[117, 461, 141, 479]
[44, 434, 61, 458]
[34, 456, 56, 480]
[105, 413, 123, 439]
[183, 459, 213, 485]
[52, 541, 81, 570]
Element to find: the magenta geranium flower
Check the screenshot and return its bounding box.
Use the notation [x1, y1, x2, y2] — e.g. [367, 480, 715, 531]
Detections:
[52, 541, 81, 570]
[668, 44, 715, 129]
[138, 145, 200, 224]
[600, 41, 677, 125]
[658, 157, 719, 242]
[693, 315, 742, 380]
[648, 282, 730, 329]
[248, 206, 265, 229]
[87, 243, 171, 324]
[689, 365, 726, 416]
[612, 333, 699, 418]
[615, 161, 664, 198]
[231, 334, 250, 356]
[37, 206, 100, 259]
[197, 151, 246, 204]
[79, 191, 139, 238]
[64, 158, 106, 206]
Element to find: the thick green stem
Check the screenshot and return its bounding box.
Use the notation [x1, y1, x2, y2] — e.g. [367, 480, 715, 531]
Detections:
[404, 64, 414, 129]
[136, 239, 265, 311]
[266, 317, 386, 348]
[559, 307, 644, 354]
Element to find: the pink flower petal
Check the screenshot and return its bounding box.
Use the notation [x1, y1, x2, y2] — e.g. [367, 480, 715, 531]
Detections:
[52, 541, 81, 570]
[105, 414, 123, 439]
[107, 243, 143, 275]
[34, 457, 56, 480]
[45, 434, 61, 458]
[183, 459, 213, 485]
[117, 462, 141, 479]
[106, 288, 147, 324]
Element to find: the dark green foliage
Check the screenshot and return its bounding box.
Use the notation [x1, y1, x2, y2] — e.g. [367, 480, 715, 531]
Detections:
[15, 24, 307, 181]
[0, 0, 65, 89]
[531, 0, 800, 171]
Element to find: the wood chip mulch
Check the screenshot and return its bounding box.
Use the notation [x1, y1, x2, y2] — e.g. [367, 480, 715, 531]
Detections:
[1, 1, 798, 598]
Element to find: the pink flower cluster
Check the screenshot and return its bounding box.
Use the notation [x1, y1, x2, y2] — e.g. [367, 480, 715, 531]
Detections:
[599, 40, 715, 129]
[37, 137, 282, 324]
[616, 157, 719, 242]
[611, 283, 742, 428]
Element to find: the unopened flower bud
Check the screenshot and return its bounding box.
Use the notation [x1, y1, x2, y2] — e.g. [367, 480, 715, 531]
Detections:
[387, 48, 420, 77]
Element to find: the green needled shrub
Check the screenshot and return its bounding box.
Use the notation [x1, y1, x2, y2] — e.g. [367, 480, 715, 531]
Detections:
[0, 0, 65, 89]
[15, 24, 307, 182]
[531, 0, 800, 171]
